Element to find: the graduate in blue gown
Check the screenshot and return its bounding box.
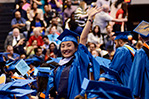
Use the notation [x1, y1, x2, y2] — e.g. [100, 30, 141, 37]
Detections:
[45, 7, 102, 99]
[128, 21, 149, 99]
[109, 31, 136, 86]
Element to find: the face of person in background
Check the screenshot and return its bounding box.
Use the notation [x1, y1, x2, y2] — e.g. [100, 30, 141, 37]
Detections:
[44, 5, 49, 13]
[60, 41, 77, 58]
[106, 25, 113, 33]
[43, 37, 49, 45]
[36, 48, 42, 56]
[114, 40, 121, 49]
[67, 0, 72, 8]
[89, 43, 96, 53]
[91, 50, 99, 57]
[13, 28, 20, 37]
[32, 40, 37, 46]
[49, 43, 56, 52]
[7, 45, 14, 55]
[33, 2, 37, 10]
[33, 28, 40, 37]
[50, 26, 57, 34]
[52, 18, 58, 26]
[15, 11, 21, 20]
[94, 26, 99, 34]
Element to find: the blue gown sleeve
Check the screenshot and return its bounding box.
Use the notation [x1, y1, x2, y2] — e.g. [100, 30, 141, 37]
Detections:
[78, 44, 100, 80]
[128, 49, 146, 97]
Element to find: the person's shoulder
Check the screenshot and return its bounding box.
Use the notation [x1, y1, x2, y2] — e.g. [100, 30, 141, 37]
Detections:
[21, 17, 26, 21]
[117, 46, 129, 52]
[136, 48, 146, 54]
[118, 8, 124, 12]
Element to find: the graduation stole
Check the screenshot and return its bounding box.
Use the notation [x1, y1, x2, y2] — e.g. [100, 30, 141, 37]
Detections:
[124, 45, 135, 57]
[142, 42, 149, 59]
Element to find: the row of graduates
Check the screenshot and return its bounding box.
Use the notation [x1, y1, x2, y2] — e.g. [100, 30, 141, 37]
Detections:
[0, 7, 148, 99]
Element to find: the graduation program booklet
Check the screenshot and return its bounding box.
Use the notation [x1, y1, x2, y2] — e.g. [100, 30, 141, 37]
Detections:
[15, 59, 30, 76]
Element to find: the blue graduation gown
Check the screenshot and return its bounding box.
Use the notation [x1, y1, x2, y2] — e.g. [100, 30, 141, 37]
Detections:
[128, 48, 149, 99]
[46, 44, 100, 99]
[109, 46, 134, 86]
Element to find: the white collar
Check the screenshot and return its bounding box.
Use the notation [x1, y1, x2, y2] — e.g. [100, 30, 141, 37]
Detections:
[58, 56, 74, 66]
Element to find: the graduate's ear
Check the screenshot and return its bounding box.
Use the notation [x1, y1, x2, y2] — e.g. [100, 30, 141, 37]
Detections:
[119, 39, 124, 46]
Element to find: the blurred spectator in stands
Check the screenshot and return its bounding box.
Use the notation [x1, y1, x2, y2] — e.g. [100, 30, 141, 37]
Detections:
[30, 13, 46, 36]
[42, 36, 51, 54]
[31, 0, 46, 13]
[4, 45, 20, 61]
[47, 25, 61, 45]
[87, 25, 104, 49]
[22, 0, 31, 11]
[20, 53, 26, 59]
[71, 0, 82, 5]
[93, 4, 127, 35]
[113, 2, 128, 32]
[29, 46, 45, 61]
[65, 12, 83, 35]
[13, 0, 28, 20]
[28, 27, 44, 46]
[91, 50, 101, 57]
[45, 42, 57, 61]
[26, 40, 38, 57]
[4, 28, 25, 51]
[64, 0, 77, 21]
[103, 24, 114, 45]
[11, 11, 26, 34]
[96, 0, 112, 8]
[28, 2, 43, 21]
[47, 0, 62, 12]
[110, 0, 123, 18]
[105, 31, 115, 51]
[44, 5, 56, 27]
[13, 37, 26, 55]
[88, 42, 96, 53]
[45, 18, 63, 34]
[74, 1, 88, 27]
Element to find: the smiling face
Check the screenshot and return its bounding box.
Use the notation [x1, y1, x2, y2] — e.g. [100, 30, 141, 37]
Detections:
[60, 41, 77, 58]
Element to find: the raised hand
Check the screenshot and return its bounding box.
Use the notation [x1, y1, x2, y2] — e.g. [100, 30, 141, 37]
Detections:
[87, 6, 103, 19]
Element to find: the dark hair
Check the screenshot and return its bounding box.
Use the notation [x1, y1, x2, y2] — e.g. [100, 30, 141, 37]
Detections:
[114, 0, 124, 8]
[50, 24, 57, 32]
[68, 20, 78, 31]
[33, 13, 38, 20]
[121, 2, 128, 18]
[42, 35, 49, 39]
[90, 42, 96, 48]
[92, 25, 101, 37]
[34, 46, 42, 54]
[121, 39, 128, 42]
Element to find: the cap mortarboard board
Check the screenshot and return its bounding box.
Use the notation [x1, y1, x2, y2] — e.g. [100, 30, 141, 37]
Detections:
[37, 67, 52, 77]
[95, 56, 111, 68]
[46, 57, 61, 68]
[11, 89, 36, 97]
[12, 79, 36, 87]
[25, 56, 43, 65]
[133, 20, 149, 38]
[113, 31, 132, 40]
[15, 59, 30, 76]
[100, 65, 122, 84]
[57, 29, 80, 44]
[81, 78, 133, 99]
